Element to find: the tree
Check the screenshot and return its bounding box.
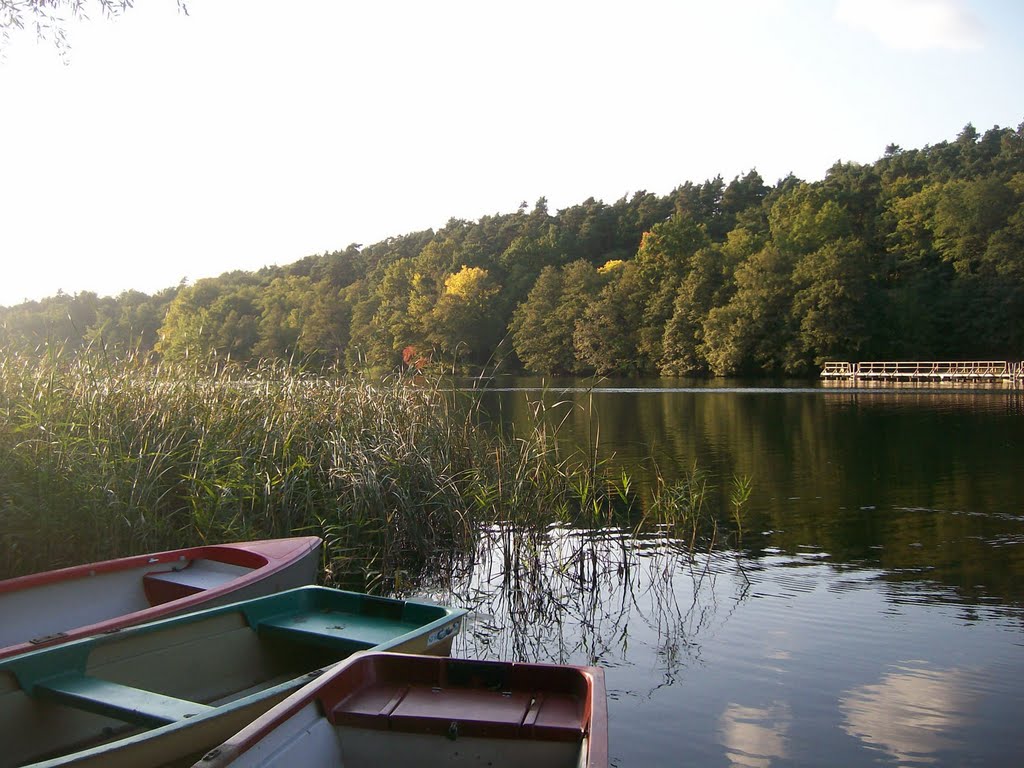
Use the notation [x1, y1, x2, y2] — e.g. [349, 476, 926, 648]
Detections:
[978, 172, 1024, 353]
[362, 258, 424, 367]
[308, 244, 363, 288]
[1, 1, 187, 58]
[721, 170, 770, 236]
[157, 287, 213, 362]
[156, 275, 261, 362]
[5, 119, 1024, 372]
[555, 261, 604, 374]
[791, 238, 876, 365]
[85, 288, 176, 352]
[555, 198, 620, 264]
[769, 183, 853, 255]
[614, 190, 673, 247]
[671, 177, 726, 234]
[630, 214, 710, 369]
[253, 276, 311, 360]
[298, 280, 352, 366]
[884, 182, 944, 282]
[573, 262, 645, 375]
[879, 181, 951, 357]
[509, 266, 567, 374]
[498, 230, 560, 308]
[429, 266, 502, 365]
[933, 176, 1016, 276]
[661, 246, 733, 375]
[701, 245, 797, 375]
[510, 261, 602, 374]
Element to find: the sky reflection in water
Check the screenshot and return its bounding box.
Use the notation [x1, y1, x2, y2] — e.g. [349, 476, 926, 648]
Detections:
[428, 527, 1023, 767]
[840, 663, 973, 765]
[425, 384, 1024, 765]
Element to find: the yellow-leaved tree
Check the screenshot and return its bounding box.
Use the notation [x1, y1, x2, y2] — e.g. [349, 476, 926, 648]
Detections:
[430, 266, 502, 365]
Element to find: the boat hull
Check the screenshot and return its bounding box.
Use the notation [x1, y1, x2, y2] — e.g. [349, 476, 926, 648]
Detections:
[195, 651, 608, 768]
[0, 587, 465, 768]
[0, 537, 322, 660]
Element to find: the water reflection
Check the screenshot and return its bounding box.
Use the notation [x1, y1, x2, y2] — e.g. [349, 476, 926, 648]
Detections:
[429, 524, 740, 675]
[418, 380, 1024, 765]
[840, 663, 974, 765]
[720, 702, 792, 768]
[478, 380, 1024, 609]
[410, 522, 1024, 767]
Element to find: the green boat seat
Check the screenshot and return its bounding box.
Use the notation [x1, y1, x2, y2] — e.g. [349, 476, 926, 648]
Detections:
[256, 611, 423, 651]
[35, 674, 213, 727]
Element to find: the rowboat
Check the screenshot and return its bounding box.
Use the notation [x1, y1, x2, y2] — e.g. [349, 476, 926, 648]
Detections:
[0, 537, 322, 661]
[195, 651, 608, 768]
[0, 586, 466, 768]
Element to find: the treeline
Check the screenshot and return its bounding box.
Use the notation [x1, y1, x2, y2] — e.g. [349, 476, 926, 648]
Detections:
[3, 122, 1023, 376]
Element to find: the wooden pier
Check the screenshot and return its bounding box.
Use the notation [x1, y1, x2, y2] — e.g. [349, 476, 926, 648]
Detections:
[821, 361, 1022, 384]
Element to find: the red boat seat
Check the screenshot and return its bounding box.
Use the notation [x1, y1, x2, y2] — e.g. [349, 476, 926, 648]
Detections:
[331, 682, 585, 742]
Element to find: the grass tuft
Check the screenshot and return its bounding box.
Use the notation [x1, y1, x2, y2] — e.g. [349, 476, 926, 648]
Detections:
[0, 348, 741, 587]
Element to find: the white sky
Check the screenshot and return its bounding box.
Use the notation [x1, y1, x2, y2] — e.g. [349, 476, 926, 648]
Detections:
[1, 0, 1021, 307]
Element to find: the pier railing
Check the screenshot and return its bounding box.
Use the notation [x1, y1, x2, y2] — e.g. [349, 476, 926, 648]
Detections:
[821, 362, 855, 377]
[821, 361, 1021, 383]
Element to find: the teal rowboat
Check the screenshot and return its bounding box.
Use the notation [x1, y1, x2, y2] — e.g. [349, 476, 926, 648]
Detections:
[0, 586, 465, 768]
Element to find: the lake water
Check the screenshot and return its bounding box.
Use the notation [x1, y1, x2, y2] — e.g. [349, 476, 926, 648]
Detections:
[427, 379, 1024, 767]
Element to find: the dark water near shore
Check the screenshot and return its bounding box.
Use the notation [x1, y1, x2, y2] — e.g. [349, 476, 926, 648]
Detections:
[430, 379, 1024, 766]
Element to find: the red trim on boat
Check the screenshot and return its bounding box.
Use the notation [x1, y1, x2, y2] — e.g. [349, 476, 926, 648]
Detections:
[584, 666, 609, 768]
[0, 537, 321, 659]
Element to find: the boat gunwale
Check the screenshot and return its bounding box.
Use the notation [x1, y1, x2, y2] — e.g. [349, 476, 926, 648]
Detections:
[0, 537, 322, 659]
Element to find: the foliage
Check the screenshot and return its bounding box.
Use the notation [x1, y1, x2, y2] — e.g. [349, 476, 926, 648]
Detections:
[0, 349, 734, 585]
[0, 0, 187, 59]
[4, 121, 1024, 376]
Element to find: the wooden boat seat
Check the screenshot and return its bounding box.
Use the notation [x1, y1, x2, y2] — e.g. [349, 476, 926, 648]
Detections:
[34, 674, 213, 727]
[331, 682, 586, 742]
[143, 559, 252, 606]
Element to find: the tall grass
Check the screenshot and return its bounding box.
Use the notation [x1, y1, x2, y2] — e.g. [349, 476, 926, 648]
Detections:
[0, 348, 744, 586]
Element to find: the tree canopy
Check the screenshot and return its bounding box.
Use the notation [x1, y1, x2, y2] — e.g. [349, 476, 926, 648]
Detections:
[4, 121, 1024, 376]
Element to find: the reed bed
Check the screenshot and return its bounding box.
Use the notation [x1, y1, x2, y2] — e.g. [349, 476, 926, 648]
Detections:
[0, 349, 743, 586]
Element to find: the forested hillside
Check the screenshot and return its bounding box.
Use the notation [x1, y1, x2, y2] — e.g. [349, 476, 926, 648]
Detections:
[4, 122, 1023, 376]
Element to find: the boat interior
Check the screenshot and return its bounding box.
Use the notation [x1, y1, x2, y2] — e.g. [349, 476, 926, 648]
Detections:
[220, 654, 596, 768]
[0, 556, 258, 650]
[0, 591, 454, 767]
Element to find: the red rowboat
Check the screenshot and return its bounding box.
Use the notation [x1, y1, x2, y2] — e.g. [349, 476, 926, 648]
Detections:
[196, 650, 608, 768]
[0, 536, 321, 660]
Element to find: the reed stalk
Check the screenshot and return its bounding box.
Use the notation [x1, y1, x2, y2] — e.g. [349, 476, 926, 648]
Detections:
[0, 348, 743, 587]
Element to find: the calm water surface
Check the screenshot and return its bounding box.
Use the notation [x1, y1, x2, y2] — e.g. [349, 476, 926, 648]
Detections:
[427, 379, 1024, 767]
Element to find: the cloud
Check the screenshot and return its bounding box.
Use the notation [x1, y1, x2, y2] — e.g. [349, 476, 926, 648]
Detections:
[834, 0, 984, 51]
